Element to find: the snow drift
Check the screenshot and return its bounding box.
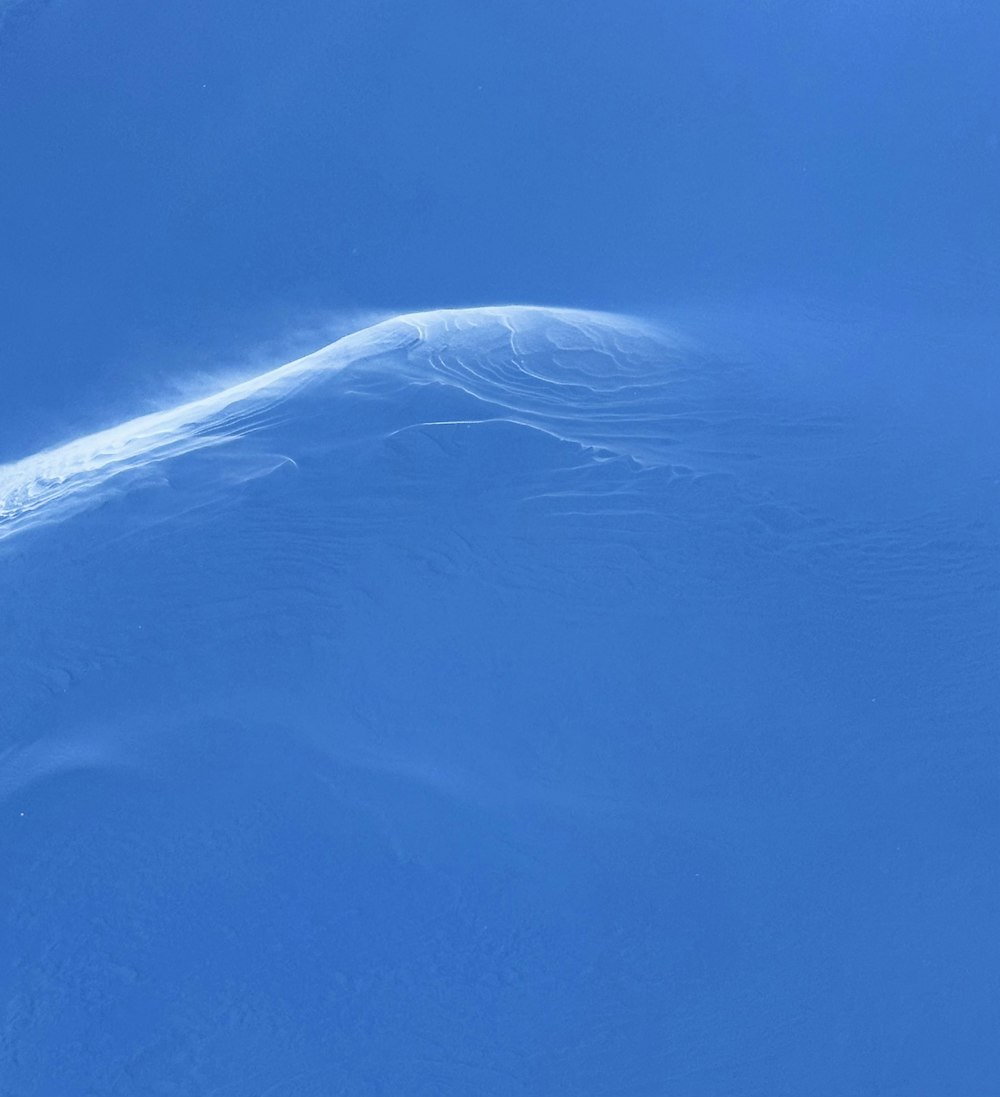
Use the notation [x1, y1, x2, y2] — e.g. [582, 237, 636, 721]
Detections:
[1, 306, 996, 1096]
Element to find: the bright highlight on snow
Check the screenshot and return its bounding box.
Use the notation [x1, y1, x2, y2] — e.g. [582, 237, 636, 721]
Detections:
[0, 307, 680, 542]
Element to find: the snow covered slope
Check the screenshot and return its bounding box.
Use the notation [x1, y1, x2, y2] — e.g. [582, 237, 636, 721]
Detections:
[1, 307, 996, 1095]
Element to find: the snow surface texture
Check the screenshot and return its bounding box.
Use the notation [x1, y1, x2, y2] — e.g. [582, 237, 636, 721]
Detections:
[0, 307, 692, 539]
[1, 307, 997, 1095]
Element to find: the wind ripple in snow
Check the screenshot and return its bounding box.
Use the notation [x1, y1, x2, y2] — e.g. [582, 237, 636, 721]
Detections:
[0, 306, 770, 542]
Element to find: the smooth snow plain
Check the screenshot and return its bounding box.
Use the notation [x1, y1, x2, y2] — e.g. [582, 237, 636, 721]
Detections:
[1, 306, 997, 1095]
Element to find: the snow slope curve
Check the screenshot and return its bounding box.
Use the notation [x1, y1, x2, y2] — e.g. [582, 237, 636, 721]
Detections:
[0, 307, 694, 541]
[0, 305, 996, 1097]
